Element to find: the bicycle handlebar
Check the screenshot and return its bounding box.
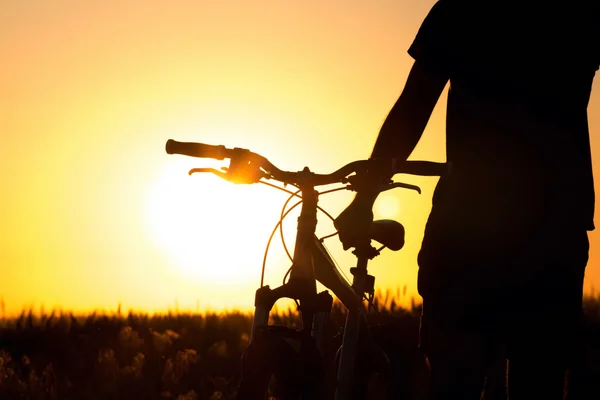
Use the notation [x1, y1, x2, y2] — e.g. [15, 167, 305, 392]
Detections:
[166, 140, 229, 160]
[165, 139, 449, 186]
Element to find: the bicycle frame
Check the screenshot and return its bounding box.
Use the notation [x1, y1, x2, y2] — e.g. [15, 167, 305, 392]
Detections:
[248, 177, 379, 400]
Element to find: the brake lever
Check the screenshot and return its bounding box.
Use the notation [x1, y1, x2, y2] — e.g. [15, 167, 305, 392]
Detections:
[383, 182, 421, 194]
[188, 166, 266, 184]
[188, 167, 226, 178]
[346, 177, 421, 194]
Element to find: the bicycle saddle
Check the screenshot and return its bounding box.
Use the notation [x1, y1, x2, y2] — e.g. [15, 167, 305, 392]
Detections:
[370, 219, 405, 251]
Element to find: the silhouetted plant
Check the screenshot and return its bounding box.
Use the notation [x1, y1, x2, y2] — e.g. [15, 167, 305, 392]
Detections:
[0, 292, 598, 399]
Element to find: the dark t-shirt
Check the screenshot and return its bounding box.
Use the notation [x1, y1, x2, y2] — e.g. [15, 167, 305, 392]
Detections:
[412, 1, 599, 299]
[410, 1, 599, 237]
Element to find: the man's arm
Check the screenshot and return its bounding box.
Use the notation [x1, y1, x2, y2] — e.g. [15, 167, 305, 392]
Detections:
[334, 61, 448, 248]
[371, 60, 448, 161]
[334, 1, 452, 249]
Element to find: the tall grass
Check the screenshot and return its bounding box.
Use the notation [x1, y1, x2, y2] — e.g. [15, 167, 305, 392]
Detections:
[0, 293, 599, 399]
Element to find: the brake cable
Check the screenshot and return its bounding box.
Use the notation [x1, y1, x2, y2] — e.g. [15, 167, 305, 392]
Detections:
[279, 188, 302, 263]
[278, 186, 346, 264]
[259, 198, 303, 288]
[259, 180, 394, 300]
[264, 183, 347, 277]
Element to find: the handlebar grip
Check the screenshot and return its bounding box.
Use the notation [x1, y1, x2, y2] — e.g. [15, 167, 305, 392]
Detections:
[165, 139, 228, 160]
[397, 161, 451, 177]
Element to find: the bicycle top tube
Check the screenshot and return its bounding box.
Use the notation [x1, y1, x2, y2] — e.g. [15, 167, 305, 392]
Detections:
[165, 139, 449, 186]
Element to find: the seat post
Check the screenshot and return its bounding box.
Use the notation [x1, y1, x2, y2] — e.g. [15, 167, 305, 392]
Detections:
[350, 245, 378, 297]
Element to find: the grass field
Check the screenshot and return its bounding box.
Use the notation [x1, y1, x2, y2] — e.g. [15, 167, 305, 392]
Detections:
[1, 293, 599, 399]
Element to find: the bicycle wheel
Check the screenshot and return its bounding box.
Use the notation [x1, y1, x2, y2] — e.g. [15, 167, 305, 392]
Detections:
[329, 330, 396, 400]
[367, 320, 429, 399]
[237, 326, 324, 399]
[355, 344, 395, 400]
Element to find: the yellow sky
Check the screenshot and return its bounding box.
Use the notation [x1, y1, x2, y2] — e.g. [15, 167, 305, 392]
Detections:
[1, 0, 599, 316]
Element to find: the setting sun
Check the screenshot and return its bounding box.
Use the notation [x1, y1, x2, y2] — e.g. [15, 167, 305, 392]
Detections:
[145, 157, 288, 285]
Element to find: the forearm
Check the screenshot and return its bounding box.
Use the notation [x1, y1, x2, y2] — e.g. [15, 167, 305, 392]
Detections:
[371, 60, 448, 161]
[371, 96, 429, 161]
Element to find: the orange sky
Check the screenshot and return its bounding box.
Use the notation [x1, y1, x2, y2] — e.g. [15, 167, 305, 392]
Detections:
[1, 0, 599, 316]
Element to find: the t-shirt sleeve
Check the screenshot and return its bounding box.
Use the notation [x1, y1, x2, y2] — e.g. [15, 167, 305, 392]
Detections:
[407, 0, 453, 73]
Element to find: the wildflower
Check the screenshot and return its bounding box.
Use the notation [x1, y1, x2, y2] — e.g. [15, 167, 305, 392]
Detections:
[209, 391, 223, 400]
[208, 341, 228, 358]
[153, 329, 179, 352]
[119, 326, 145, 349]
[42, 364, 57, 398]
[121, 352, 145, 380]
[177, 390, 199, 400]
[162, 349, 198, 386]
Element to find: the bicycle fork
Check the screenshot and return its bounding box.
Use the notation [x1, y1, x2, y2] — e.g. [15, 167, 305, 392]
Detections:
[250, 285, 333, 351]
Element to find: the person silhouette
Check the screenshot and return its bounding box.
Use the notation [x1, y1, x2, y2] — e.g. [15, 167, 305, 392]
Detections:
[335, 1, 599, 398]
